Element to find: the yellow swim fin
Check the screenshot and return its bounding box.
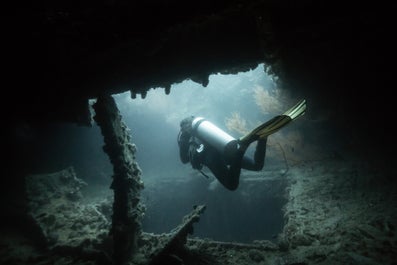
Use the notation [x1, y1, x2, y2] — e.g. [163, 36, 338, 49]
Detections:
[239, 99, 306, 145]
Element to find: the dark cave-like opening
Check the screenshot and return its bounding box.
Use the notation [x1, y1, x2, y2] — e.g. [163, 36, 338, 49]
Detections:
[142, 173, 287, 243]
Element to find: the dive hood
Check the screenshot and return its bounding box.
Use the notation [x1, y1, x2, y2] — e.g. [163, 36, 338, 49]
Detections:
[191, 117, 238, 158]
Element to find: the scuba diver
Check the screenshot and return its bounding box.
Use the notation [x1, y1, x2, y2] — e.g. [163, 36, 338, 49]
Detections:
[177, 99, 306, 191]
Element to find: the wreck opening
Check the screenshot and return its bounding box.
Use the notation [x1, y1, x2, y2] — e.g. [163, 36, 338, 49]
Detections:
[14, 62, 305, 265]
[112, 63, 301, 243]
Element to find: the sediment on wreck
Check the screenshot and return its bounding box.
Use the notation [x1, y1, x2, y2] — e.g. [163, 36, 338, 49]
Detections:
[93, 95, 145, 265]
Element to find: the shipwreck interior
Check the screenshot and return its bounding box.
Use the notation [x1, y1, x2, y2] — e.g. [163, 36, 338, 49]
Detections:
[3, 1, 396, 265]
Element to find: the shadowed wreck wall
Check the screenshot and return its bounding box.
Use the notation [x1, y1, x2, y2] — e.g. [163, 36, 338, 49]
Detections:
[2, 1, 396, 264]
[7, 1, 394, 152]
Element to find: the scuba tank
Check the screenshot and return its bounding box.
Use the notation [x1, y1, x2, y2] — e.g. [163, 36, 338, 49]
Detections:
[191, 117, 238, 158]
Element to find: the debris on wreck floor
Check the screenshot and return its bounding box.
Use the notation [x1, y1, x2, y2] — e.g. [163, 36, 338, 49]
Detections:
[134, 232, 281, 265]
[1, 158, 396, 265]
[24, 166, 111, 251]
[143, 204, 207, 265]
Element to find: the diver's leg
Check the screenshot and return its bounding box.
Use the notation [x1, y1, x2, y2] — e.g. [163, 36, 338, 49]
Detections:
[241, 137, 267, 171]
[253, 137, 267, 169]
[204, 146, 242, 190]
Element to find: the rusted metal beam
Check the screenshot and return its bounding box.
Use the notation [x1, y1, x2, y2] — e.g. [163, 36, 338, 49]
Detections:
[93, 95, 145, 265]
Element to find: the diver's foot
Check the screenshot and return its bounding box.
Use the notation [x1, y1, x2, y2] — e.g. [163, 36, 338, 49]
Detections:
[239, 99, 306, 144]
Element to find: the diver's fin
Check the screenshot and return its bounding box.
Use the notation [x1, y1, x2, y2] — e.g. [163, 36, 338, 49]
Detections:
[239, 99, 306, 146]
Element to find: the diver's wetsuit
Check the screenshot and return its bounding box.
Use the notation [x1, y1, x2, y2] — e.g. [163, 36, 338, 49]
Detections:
[178, 120, 267, 191]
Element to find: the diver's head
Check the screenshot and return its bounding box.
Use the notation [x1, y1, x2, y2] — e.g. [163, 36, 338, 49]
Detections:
[180, 115, 195, 134]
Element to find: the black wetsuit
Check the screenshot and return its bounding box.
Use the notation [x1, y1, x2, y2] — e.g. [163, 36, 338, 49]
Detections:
[178, 129, 267, 191]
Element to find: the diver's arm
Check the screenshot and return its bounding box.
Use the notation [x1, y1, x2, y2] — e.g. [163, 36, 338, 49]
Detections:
[177, 131, 190, 163]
